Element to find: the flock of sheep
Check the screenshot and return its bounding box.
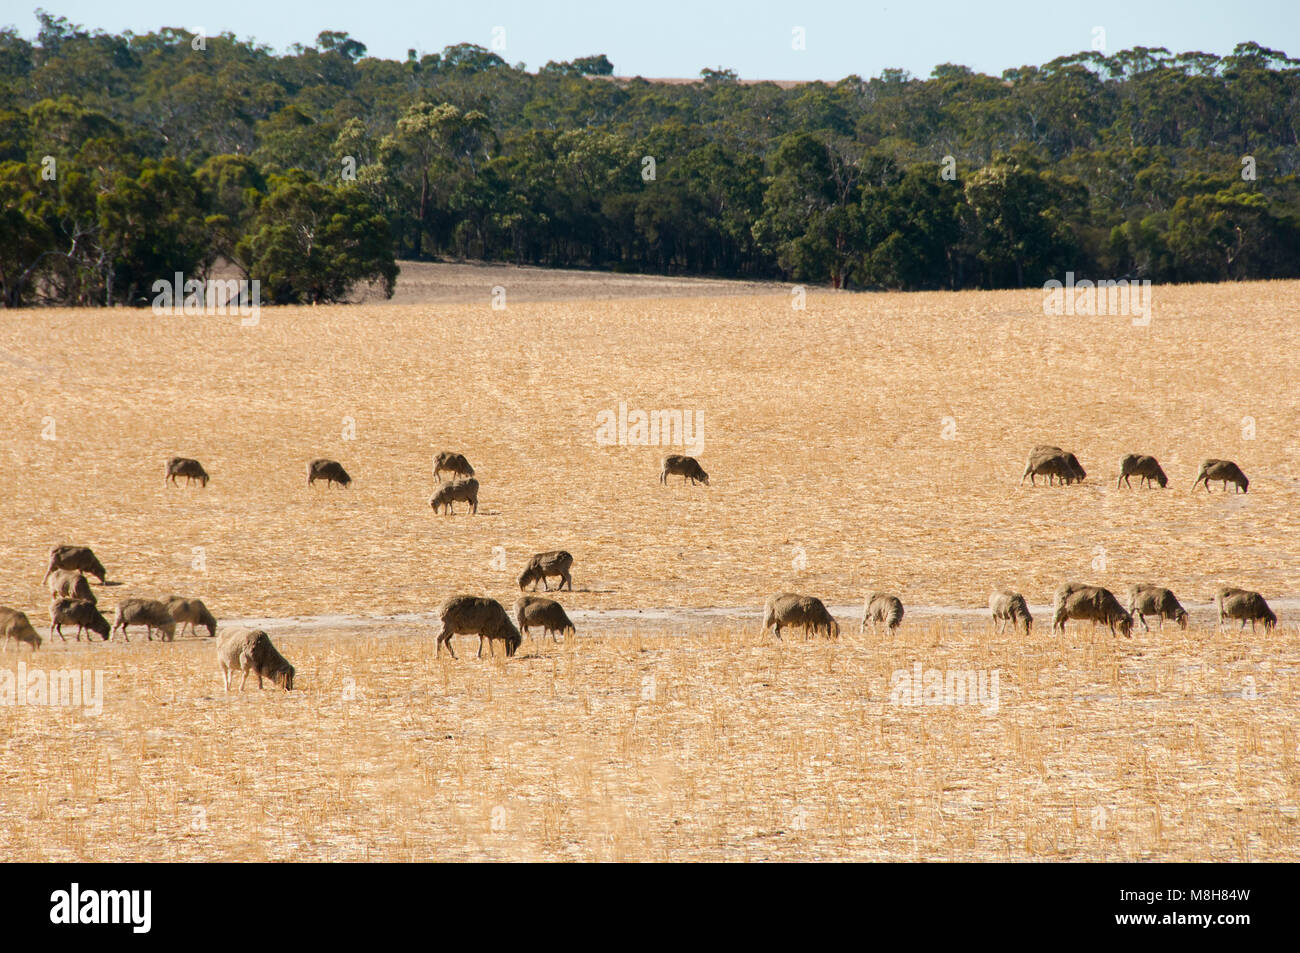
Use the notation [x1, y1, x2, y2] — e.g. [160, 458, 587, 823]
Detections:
[1023, 445, 1251, 493]
[0, 441, 1278, 692]
[761, 582, 1277, 644]
[766, 445, 1272, 642]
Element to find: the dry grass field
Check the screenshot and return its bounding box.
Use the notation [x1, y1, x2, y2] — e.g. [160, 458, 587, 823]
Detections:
[1, 274, 1298, 860]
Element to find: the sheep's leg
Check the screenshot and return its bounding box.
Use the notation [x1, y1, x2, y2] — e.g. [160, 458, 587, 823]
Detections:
[564, 572, 572, 591]
[541, 576, 551, 592]
[222, 668, 231, 692]
[239, 669, 250, 692]
[477, 635, 485, 658]
[551, 628, 559, 644]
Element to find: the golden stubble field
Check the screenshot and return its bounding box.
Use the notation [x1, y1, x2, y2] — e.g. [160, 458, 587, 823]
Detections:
[1, 277, 1298, 860]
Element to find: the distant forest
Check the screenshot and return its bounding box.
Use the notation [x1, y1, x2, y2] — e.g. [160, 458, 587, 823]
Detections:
[3, 10, 1300, 306]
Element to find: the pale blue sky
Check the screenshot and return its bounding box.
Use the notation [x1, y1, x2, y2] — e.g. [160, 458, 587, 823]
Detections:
[2, 1, 1298, 80]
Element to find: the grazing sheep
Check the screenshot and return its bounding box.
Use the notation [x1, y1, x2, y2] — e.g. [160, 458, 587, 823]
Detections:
[515, 595, 575, 645]
[433, 451, 474, 483]
[48, 569, 96, 605]
[43, 545, 106, 584]
[660, 454, 709, 486]
[989, 590, 1033, 635]
[861, 592, 905, 635]
[1021, 446, 1085, 485]
[761, 592, 839, 640]
[1052, 585, 1133, 638]
[49, 598, 111, 641]
[164, 596, 217, 637]
[430, 478, 479, 515]
[1215, 587, 1276, 632]
[111, 598, 177, 642]
[434, 595, 521, 659]
[166, 456, 209, 487]
[307, 458, 352, 488]
[0, 607, 41, 651]
[1118, 454, 1168, 489]
[1193, 459, 1249, 493]
[518, 550, 573, 591]
[217, 627, 295, 691]
[1126, 584, 1188, 631]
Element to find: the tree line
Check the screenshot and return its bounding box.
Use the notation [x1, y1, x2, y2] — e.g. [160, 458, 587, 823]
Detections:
[2, 10, 1299, 306]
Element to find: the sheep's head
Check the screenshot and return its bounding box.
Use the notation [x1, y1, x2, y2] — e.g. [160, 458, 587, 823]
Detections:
[1155, 471, 1168, 488]
[90, 613, 112, 640]
[1175, 608, 1188, 630]
[275, 664, 295, 691]
[1118, 613, 1134, 639]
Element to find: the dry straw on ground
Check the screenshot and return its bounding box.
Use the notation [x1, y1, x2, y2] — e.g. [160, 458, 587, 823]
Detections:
[0, 276, 1297, 860]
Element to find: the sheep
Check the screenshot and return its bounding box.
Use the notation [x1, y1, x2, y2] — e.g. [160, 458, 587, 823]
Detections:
[307, 458, 352, 488]
[434, 595, 521, 659]
[518, 550, 573, 591]
[1052, 585, 1133, 638]
[164, 596, 217, 637]
[43, 545, 106, 584]
[430, 478, 479, 515]
[1193, 459, 1249, 493]
[1215, 587, 1276, 632]
[761, 592, 839, 640]
[1021, 446, 1085, 485]
[861, 592, 905, 636]
[1126, 584, 1188, 631]
[989, 590, 1033, 635]
[1118, 454, 1168, 489]
[434, 451, 474, 483]
[660, 454, 709, 486]
[217, 627, 294, 691]
[0, 607, 41, 651]
[48, 569, 96, 605]
[166, 456, 209, 487]
[112, 598, 177, 642]
[49, 598, 111, 641]
[515, 595, 575, 645]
